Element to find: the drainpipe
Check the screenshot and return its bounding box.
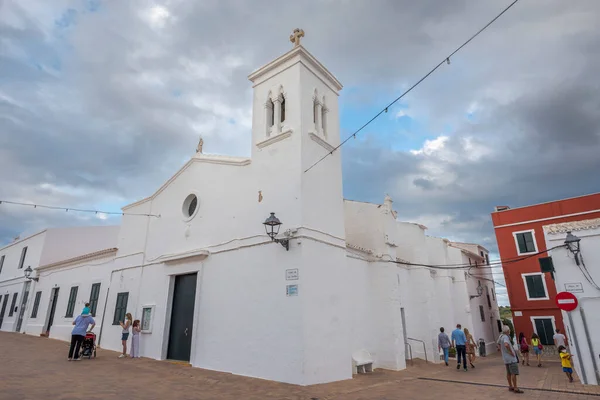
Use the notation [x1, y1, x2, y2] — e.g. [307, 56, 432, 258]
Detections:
[97, 270, 113, 347]
[580, 307, 600, 385]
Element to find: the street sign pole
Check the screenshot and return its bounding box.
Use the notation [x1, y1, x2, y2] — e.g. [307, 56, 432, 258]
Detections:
[566, 311, 586, 384]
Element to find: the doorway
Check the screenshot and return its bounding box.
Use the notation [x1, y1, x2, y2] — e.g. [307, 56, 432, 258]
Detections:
[16, 282, 31, 332]
[45, 287, 60, 334]
[167, 273, 197, 362]
[0, 294, 9, 329]
[533, 317, 554, 346]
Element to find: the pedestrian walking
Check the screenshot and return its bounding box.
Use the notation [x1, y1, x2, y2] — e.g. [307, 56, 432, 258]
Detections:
[554, 329, 567, 348]
[531, 333, 543, 367]
[464, 328, 477, 368]
[499, 325, 523, 393]
[518, 332, 530, 366]
[451, 324, 468, 371]
[68, 309, 95, 361]
[438, 327, 451, 366]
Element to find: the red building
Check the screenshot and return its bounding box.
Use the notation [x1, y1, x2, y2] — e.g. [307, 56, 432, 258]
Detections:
[491, 193, 600, 345]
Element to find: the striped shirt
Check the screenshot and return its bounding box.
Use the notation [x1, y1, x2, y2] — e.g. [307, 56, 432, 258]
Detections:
[438, 332, 451, 349]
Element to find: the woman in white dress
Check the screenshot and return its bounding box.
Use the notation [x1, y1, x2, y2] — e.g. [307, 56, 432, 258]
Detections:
[130, 319, 141, 358]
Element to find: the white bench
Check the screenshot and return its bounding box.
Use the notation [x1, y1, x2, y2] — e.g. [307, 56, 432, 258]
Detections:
[352, 349, 374, 374]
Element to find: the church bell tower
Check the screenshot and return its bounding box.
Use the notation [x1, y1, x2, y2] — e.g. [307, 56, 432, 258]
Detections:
[247, 31, 350, 385]
[248, 29, 345, 239]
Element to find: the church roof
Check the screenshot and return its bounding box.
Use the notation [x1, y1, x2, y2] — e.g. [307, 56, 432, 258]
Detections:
[122, 153, 250, 210]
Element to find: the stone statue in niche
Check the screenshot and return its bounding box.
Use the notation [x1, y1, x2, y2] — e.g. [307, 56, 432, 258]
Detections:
[196, 137, 204, 153]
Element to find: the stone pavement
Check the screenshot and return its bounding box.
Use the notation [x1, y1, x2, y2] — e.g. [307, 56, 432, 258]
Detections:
[1, 332, 599, 400]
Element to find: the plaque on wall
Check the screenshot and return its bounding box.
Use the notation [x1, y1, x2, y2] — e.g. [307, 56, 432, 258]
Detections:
[286, 284, 298, 297]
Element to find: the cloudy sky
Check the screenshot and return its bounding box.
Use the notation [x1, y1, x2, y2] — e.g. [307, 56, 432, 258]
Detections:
[1, 0, 599, 305]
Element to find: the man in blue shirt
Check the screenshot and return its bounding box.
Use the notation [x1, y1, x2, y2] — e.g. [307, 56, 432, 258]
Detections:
[451, 324, 468, 371]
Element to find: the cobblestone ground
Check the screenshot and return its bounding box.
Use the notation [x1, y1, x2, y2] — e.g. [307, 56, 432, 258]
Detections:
[1, 332, 599, 400]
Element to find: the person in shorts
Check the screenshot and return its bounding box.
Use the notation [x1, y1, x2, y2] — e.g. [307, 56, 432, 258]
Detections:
[558, 345, 574, 383]
[498, 325, 523, 394]
[118, 312, 132, 358]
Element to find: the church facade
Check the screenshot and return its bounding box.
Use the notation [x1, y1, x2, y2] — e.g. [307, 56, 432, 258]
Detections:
[4, 33, 500, 386]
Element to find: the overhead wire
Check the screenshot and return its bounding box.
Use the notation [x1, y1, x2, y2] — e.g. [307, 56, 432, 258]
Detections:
[391, 244, 566, 270]
[304, 0, 521, 173]
[0, 199, 160, 218]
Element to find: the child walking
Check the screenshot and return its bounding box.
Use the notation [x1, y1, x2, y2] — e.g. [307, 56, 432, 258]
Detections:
[130, 320, 141, 358]
[558, 345, 574, 383]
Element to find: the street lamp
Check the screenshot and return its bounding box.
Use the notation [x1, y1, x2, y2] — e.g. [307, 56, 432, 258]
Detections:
[262, 212, 290, 251]
[24, 266, 38, 282]
[564, 231, 581, 266]
[470, 281, 484, 300]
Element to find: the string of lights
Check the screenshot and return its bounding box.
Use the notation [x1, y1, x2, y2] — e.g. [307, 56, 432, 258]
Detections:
[389, 244, 566, 271]
[304, 0, 521, 173]
[0, 200, 161, 218]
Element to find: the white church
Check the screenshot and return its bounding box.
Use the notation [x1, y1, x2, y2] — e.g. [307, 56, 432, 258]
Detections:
[0, 31, 500, 385]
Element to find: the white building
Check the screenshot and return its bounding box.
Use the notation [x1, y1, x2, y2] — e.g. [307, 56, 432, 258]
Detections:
[5, 33, 500, 386]
[0, 226, 118, 334]
[543, 218, 600, 386]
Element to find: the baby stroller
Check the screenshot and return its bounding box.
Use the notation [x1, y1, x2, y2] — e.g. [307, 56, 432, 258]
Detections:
[81, 332, 97, 359]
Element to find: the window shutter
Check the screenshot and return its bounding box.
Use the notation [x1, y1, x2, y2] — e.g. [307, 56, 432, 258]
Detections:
[526, 275, 546, 298]
[18, 247, 28, 269]
[517, 234, 527, 253]
[31, 291, 42, 318]
[524, 233, 536, 253]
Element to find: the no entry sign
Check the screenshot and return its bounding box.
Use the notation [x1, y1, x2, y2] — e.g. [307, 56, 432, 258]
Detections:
[556, 291, 579, 312]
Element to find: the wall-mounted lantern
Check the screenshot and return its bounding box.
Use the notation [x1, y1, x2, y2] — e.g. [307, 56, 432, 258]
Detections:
[564, 231, 581, 266]
[263, 212, 289, 251]
[470, 281, 484, 300]
[24, 266, 39, 282]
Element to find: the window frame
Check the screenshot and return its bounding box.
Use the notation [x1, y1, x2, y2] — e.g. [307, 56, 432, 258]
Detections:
[31, 291, 42, 318]
[89, 283, 101, 317]
[521, 272, 549, 301]
[0, 255, 5, 274]
[113, 292, 129, 325]
[141, 304, 156, 334]
[512, 229, 538, 256]
[479, 305, 485, 322]
[65, 286, 79, 318]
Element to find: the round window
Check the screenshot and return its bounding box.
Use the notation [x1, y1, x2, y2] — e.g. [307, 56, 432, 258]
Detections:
[182, 194, 199, 219]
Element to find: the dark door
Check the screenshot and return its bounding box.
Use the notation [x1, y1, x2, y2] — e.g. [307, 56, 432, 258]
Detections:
[45, 288, 60, 334]
[0, 295, 9, 329]
[167, 273, 197, 362]
[534, 318, 554, 345]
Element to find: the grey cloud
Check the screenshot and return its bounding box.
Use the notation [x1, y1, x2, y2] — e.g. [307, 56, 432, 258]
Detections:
[1, 0, 599, 274]
[413, 178, 437, 191]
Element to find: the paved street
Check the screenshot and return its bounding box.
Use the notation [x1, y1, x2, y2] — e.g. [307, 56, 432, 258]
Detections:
[1, 332, 599, 400]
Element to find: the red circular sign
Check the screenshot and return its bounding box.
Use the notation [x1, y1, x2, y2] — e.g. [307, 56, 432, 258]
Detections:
[556, 291, 579, 312]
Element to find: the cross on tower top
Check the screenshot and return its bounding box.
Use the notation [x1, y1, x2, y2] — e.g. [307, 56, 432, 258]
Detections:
[290, 28, 305, 47]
